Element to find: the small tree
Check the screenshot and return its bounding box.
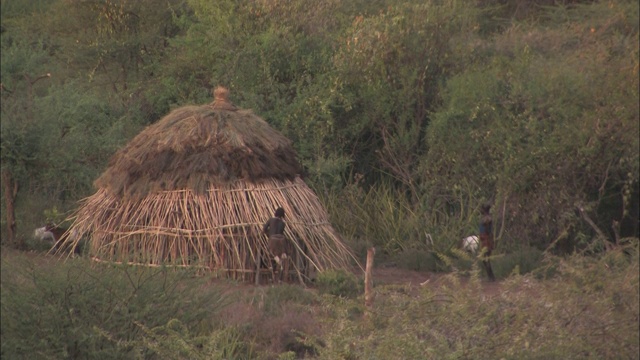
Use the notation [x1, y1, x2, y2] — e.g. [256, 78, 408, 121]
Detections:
[1, 36, 52, 245]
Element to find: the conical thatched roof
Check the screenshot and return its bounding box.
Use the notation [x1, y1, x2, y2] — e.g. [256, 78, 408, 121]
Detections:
[56, 87, 357, 282]
[96, 87, 303, 200]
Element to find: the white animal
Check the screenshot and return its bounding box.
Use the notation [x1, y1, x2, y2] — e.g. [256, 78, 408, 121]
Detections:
[462, 235, 479, 254]
[34, 226, 56, 242]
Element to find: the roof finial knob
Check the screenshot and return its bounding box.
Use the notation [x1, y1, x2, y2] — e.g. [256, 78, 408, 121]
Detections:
[211, 86, 236, 110]
[214, 86, 228, 102]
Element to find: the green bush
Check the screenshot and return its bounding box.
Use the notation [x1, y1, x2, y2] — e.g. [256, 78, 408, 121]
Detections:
[491, 245, 545, 279]
[133, 319, 254, 360]
[440, 247, 477, 275]
[422, 0, 639, 251]
[0, 252, 231, 359]
[23, 237, 54, 253]
[315, 270, 362, 298]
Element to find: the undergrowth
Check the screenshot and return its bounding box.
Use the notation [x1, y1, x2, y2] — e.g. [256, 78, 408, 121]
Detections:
[316, 245, 639, 359]
[0, 250, 238, 359]
[2, 245, 638, 359]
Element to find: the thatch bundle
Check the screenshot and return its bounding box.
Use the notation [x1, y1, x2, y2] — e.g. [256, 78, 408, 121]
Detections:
[56, 87, 357, 282]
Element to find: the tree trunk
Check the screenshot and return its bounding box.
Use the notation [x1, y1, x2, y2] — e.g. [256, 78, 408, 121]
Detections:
[2, 169, 19, 246]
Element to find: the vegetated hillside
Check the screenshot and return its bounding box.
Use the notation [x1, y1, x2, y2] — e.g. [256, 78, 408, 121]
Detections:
[1, 1, 638, 261]
[422, 0, 639, 251]
[1, 1, 638, 358]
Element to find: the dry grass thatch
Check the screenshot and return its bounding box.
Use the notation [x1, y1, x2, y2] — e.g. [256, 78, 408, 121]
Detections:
[55, 87, 358, 282]
[96, 87, 303, 200]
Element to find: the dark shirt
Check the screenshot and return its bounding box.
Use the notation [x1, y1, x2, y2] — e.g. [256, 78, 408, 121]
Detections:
[263, 217, 285, 237]
[479, 214, 492, 236]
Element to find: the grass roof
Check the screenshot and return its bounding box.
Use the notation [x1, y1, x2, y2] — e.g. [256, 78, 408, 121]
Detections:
[96, 87, 303, 200]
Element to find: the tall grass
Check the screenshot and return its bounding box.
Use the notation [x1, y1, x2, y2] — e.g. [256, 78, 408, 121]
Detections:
[2, 244, 638, 359]
[315, 245, 639, 359]
[323, 181, 473, 262]
[323, 181, 546, 275]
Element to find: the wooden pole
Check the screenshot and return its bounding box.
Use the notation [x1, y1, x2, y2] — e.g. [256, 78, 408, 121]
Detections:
[292, 257, 307, 287]
[364, 247, 375, 316]
[2, 169, 18, 246]
[255, 245, 262, 285]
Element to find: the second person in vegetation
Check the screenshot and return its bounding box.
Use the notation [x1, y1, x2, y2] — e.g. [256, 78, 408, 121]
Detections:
[479, 204, 496, 281]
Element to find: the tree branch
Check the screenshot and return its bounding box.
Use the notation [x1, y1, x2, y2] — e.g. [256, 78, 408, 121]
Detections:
[577, 205, 613, 250]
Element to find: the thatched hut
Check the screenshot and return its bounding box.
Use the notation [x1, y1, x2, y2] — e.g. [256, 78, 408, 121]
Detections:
[57, 87, 357, 283]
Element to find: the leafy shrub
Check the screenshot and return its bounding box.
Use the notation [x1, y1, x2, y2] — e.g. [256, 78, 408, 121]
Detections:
[133, 319, 254, 360]
[315, 269, 362, 298]
[23, 236, 54, 253]
[0, 252, 231, 359]
[438, 247, 478, 275]
[491, 245, 544, 279]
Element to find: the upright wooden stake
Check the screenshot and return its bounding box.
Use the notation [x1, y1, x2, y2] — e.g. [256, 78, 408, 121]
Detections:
[364, 247, 375, 316]
[255, 246, 262, 285]
[2, 169, 18, 245]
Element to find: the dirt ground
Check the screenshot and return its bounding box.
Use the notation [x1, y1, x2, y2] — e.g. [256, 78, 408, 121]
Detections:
[2, 247, 504, 299]
[365, 266, 504, 298]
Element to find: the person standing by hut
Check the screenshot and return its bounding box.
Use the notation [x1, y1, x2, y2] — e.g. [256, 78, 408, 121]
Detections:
[264, 207, 289, 279]
[479, 204, 496, 281]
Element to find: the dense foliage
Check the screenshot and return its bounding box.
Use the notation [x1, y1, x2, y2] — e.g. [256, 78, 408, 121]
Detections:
[1, 1, 638, 257]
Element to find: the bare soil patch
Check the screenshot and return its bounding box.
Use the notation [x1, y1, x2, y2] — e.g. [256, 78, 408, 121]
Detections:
[2, 247, 506, 299]
[363, 265, 505, 298]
